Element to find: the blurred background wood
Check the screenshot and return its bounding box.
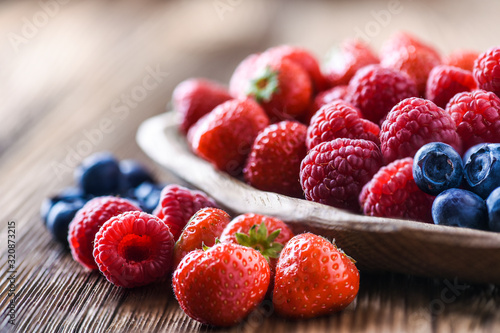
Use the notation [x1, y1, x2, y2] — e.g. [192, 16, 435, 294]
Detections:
[1, 0, 500, 332]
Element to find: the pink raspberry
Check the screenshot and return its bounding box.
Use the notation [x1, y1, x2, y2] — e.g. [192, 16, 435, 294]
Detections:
[153, 185, 218, 241]
[380, 97, 462, 163]
[445, 89, 500, 150]
[473, 46, 500, 97]
[359, 158, 434, 223]
[68, 196, 142, 270]
[346, 65, 418, 125]
[93, 211, 174, 288]
[425, 65, 477, 108]
[300, 138, 383, 211]
[306, 100, 380, 150]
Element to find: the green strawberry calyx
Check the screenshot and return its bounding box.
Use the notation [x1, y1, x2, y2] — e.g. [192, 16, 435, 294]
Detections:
[235, 222, 283, 262]
[246, 66, 280, 103]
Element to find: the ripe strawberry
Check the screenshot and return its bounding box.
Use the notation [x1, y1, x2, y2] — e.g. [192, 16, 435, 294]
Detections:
[188, 98, 269, 175]
[380, 97, 462, 163]
[346, 64, 418, 125]
[243, 121, 307, 197]
[380, 31, 441, 61]
[173, 207, 231, 268]
[173, 78, 232, 134]
[229, 54, 312, 121]
[473, 46, 500, 97]
[302, 85, 348, 124]
[173, 242, 270, 327]
[300, 138, 383, 211]
[219, 213, 294, 273]
[68, 196, 142, 270]
[324, 39, 379, 87]
[273, 233, 359, 319]
[445, 89, 500, 150]
[266, 45, 328, 92]
[444, 50, 480, 72]
[154, 185, 218, 241]
[425, 65, 477, 108]
[93, 211, 175, 288]
[306, 100, 380, 150]
[359, 157, 434, 223]
[381, 45, 441, 96]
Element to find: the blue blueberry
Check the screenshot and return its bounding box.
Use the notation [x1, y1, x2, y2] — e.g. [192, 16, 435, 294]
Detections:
[464, 143, 500, 199]
[432, 188, 488, 230]
[119, 159, 155, 191]
[462, 143, 488, 165]
[486, 187, 500, 232]
[132, 182, 164, 213]
[74, 152, 121, 196]
[46, 199, 86, 245]
[413, 142, 464, 195]
[40, 187, 88, 225]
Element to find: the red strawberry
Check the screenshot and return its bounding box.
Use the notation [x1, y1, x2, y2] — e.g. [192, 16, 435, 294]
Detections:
[266, 45, 328, 92]
[188, 98, 269, 174]
[273, 233, 359, 319]
[302, 85, 348, 124]
[444, 50, 480, 72]
[324, 39, 379, 87]
[68, 196, 142, 270]
[381, 45, 441, 96]
[243, 121, 307, 197]
[381, 31, 441, 61]
[229, 54, 312, 121]
[425, 65, 477, 108]
[306, 100, 380, 150]
[380, 97, 462, 163]
[154, 185, 218, 241]
[300, 138, 384, 212]
[173, 78, 232, 134]
[359, 157, 434, 223]
[219, 213, 294, 273]
[346, 64, 418, 125]
[473, 46, 500, 97]
[93, 211, 175, 288]
[173, 207, 231, 268]
[445, 89, 500, 150]
[173, 242, 270, 327]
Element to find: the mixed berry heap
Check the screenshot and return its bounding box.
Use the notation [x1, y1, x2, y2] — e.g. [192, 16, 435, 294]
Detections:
[41, 154, 360, 325]
[40, 31, 500, 327]
[174, 32, 500, 232]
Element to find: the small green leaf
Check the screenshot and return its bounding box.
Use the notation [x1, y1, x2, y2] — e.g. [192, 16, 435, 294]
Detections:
[246, 66, 280, 103]
[267, 229, 281, 243]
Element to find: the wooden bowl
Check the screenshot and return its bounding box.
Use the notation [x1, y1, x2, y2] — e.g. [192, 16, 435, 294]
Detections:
[137, 112, 500, 284]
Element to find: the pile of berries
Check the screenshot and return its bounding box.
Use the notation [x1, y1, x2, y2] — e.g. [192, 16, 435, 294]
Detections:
[173, 32, 500, 231]
[42, 153, 359, 325]
[41, 152, 164, 245]
[414, 142, 500, 231]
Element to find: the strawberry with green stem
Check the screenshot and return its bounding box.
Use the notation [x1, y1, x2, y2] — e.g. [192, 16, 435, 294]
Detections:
[220, 213, 294, 273]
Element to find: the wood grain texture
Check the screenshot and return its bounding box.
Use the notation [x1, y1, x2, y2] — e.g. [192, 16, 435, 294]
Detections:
[1, 0, 500, 332]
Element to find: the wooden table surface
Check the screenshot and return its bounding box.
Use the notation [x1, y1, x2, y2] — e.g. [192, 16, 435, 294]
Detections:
[1, 0, 500, 332]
